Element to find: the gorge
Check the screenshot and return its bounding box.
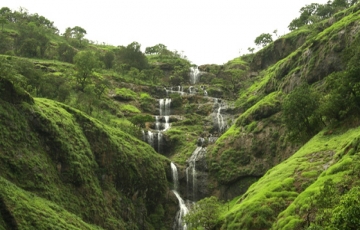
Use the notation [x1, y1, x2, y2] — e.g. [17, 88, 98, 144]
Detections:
[2, 2, 360, 229]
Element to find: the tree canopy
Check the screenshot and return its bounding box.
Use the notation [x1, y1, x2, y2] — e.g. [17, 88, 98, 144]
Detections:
[254, 33, 273, 47]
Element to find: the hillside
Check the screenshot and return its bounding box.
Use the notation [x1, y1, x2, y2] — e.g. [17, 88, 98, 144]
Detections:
[1, 1, 360, 230]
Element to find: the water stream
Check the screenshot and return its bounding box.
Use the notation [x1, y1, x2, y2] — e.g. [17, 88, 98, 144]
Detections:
[143, 98, 171, 153]
[171, 162, 188, 230]
[189, 67, 202, 85]
[185, 146, 204, 201]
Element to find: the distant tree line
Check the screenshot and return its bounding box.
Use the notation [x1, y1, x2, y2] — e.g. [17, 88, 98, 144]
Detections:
[288, 0, 359, 30]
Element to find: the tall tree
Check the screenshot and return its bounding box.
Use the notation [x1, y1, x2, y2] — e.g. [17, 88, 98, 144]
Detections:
[72, 26, 87, 45]
[282, 83, 323, 141]
[254, 33, 273, 47]
[73, 50, 99, 91]
[116, 42, 148, 70]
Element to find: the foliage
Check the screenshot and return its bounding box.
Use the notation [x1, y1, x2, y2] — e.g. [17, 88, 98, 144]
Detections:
[101, 50, 115, 69]
[57, 42, 77, 63]
[116, 42, 148, 70]
[145, 43, 169, 55]
[288, 0, 359, 30]
[129, 114, 154, 128]
[331, 186, 360, 229]
[254, 33, 273, 47]
[282, 83, 324, 142]
[184, 196, 222, 230]
[115, 88, 138, 101]
[73, 50, 99, 91]
[120, 104, 141, 114]
[222, 69, 245, 96]
[14, 22, 50, 57]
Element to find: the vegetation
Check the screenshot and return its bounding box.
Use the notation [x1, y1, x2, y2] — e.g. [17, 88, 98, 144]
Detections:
[2, 1, 360, 229]
[184, 196, 222, 230]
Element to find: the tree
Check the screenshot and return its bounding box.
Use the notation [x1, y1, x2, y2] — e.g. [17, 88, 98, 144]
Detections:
[184, 196, 221, 230]
[140, 67, 163, 84]
[62, 27, 72, 40]
[0, 32, 12, 54]
[94, 78, 110, 99]
[72, 26, 87, 45]
[254, 33, 273, 47]
[273, 29, 278, 38]
[222, 69, 245, 96]
[282, 83, 323, 141]
[145, 43, 168, 55]
[116, 42, 148, 70]
[102, 50, 115, 69]
[57, 42, 77, 63]
[73, 50, 99, 91]
[248, 47, 255, 53]
[331, 186, 360, 229]
[0, 16, 7, 31]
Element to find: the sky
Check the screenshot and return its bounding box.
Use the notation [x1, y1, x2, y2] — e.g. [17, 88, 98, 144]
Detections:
[2, 0, 330, 65]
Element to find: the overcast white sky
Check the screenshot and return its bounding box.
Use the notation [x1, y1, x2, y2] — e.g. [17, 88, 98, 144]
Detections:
[2, 0, 329, 65]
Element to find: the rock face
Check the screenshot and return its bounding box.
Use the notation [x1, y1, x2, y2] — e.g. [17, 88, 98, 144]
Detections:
[250, 31, 309, 71]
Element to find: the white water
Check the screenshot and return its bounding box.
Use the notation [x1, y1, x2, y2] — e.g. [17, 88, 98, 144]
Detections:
[171, 162, 188, 230]
[143, 98, 172, 153]
[171, 162, 179, 191]
[165, 86, 185, 96]
[186, 146, 203, 201]
[164, 116, 170, 131]
[189, 67, 201, 85]
[155, 116, 160, 130]
[217, 106, 225, 133]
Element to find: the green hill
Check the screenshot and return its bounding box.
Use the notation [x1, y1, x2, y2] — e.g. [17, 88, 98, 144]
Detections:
[1, 1, 360, 229]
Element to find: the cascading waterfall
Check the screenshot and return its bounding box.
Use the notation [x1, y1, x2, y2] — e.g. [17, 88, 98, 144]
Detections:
[142, 98, 171, 153]
[171, 162, 188, 230]
[165, 86, 185, 96]
[155, 116, 160, 130]
[186, 146, 203, 201]
[189, 67, 201, 85]
[146, 130, 155, 148]
[217, 106, 225, 133]
[214, 99, 226, 133]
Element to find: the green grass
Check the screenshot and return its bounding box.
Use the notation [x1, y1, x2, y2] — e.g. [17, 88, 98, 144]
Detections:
[120, 104, 141, 114]
[115, 87, 138, 100]
[0, 90, 169, 229]
[0, 177, 101, 230]
[218, 125, 360, 229]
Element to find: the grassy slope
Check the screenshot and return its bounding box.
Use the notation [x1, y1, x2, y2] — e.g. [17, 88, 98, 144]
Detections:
[0, 80, 169, 229]
[221, 126, 360, 229]
[213, 4, 360, 229]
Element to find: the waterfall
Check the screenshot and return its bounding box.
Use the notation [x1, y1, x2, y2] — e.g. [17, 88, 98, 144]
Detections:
[155, 116, 160, 130]
[214, 99, 226, 133]
[189, 67, 201, 85]
[165, 86, 185, 96]
[171, 162, 179, 191]
[146, 130, 155, 148]
[164, 116, 170, 131]
[171, 162, 188, 230]
[217, 106, 225, 133]
[143, 98, 172, 154]
[159, 99, 165, 116]
[157, 132, 163, 154]
[186, 146, 203, 201]
[189, 86, 195, 94]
